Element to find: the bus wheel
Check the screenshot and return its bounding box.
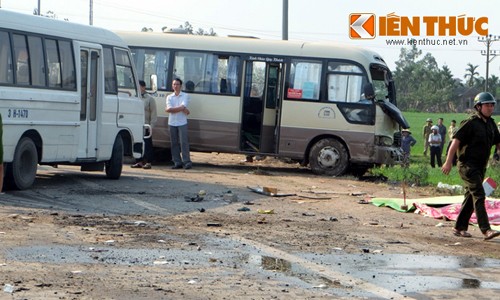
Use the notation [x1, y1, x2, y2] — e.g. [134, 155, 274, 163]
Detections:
[5, 137, 38, 190]
[105, 135, 123, 179]
[309, 138, 349, 176]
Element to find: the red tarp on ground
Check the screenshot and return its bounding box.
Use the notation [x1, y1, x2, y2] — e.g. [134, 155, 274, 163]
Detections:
[414, 200, 500, 225]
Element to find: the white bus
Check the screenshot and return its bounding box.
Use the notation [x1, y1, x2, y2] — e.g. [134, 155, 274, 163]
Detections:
[0, 10, 146, 190]
[117, 31, 409, 176]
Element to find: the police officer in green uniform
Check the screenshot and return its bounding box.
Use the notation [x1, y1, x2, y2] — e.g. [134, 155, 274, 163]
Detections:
[442, 92, 500, 240]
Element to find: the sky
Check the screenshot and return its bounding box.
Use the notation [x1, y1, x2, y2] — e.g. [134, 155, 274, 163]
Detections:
[1, 0, 500, 81]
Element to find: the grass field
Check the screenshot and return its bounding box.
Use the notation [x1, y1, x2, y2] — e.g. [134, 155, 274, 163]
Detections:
[402, 111, 473, 156]
[370, 111, 500, 195]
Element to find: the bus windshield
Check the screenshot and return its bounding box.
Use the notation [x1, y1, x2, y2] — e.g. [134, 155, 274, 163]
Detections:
[370, 64, 395, 103]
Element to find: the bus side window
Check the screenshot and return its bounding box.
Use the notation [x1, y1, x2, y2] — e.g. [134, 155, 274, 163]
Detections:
[103, 47, 117, 94]
[326, 62, 366, 103]
[287, 60, 321, 100]
[0, 31, 13, 84]
[59, 40, 76, 89]
[13, 34, 30, 85]
[46, 39, 62, 88]
[174, 51, 240, 95]
[115, 48, 137, 95]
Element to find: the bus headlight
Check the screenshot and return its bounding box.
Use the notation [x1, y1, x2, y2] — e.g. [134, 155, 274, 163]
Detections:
[375, 136, 393, 146]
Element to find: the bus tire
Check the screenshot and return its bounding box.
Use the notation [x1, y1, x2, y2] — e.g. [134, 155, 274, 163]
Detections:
[5, 137, 38, 190]
[105, 135, 123, 179]
[309, 138, 349, 176]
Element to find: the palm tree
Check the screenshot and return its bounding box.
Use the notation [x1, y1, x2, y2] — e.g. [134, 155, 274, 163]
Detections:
[464, 63, 480, 87]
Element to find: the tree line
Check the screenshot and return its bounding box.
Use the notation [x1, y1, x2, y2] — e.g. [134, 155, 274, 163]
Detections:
[393, 45, 499, 112]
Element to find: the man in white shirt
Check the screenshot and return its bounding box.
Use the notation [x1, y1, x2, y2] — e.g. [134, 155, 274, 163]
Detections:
[166, 78, 192, 169]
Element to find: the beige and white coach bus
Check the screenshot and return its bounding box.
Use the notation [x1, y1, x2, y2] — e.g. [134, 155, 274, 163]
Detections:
[0, 10, 146, 190]
[117, 31, 409, 176]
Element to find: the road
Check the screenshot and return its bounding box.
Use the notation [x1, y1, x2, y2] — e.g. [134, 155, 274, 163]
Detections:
[1, 153, 499, 299]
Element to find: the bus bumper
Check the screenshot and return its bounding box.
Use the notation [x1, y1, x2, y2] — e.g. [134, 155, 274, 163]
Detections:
[374, 146, 403, 166]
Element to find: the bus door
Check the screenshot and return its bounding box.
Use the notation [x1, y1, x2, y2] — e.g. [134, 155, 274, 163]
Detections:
[78, 45, 101, 159]
[240, 60, 282, 155]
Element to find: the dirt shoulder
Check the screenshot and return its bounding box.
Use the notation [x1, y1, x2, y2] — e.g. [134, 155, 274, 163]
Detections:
[0, 153, 499, 299]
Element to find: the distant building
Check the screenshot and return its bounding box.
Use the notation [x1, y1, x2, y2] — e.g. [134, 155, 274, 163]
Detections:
[456, 86, 481, 113]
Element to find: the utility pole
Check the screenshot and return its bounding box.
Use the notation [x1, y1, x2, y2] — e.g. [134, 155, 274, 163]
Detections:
[478, 34, 500, 92]
[89, 0, 93, 25]
[37, 0, 40, 15]
[282, 0, 288, 40]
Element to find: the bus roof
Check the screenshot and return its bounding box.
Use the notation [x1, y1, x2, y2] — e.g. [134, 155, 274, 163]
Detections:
[116, 31, 388, 67]
[0, 9, 126, 47]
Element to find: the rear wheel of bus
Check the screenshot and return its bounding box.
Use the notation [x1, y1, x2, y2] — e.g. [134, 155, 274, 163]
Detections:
[309, 138, 349, 176]
[105, 135, 123, 179]
[5, 137, 38, 190]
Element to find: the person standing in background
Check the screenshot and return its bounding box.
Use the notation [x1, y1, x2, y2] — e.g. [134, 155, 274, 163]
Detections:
[428, 125, 442, 168]
[448, 120, 457, 140]
[422, 118, 433, 156]
[442, 92, 500, 241]
[131, 80, 157, 169]
[401, 129, 417, 167]
[446, 119, 458, 165]
[166, 78, 192, 169]
[437, 117, 447, 159]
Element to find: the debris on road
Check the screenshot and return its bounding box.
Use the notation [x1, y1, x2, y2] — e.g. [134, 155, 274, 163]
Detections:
[223, 192, 238, 202]
[185, 195, 204, 202]
[207, 223, 222, 227]
[248, 186, 296, 197]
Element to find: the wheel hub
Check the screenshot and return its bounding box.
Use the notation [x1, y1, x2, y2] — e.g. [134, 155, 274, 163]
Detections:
[318, 147, 339, 168]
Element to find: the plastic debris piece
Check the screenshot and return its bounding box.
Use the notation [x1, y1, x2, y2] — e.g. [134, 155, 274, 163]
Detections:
[3, 284, 14, 293]
[437, 182, 463, 194]
[237, 207, 251, 211]
[257, 209, 275, 214]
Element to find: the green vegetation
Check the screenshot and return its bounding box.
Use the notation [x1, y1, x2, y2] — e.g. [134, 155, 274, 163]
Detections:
[393, 45, 500, 113]
[402, 111, 471, 156]
[369, 44, 500, 194]
[369, 111, 500, 197]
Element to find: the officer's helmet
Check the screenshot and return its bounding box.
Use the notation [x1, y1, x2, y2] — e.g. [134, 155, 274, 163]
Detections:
[474, 92, 496, 106]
